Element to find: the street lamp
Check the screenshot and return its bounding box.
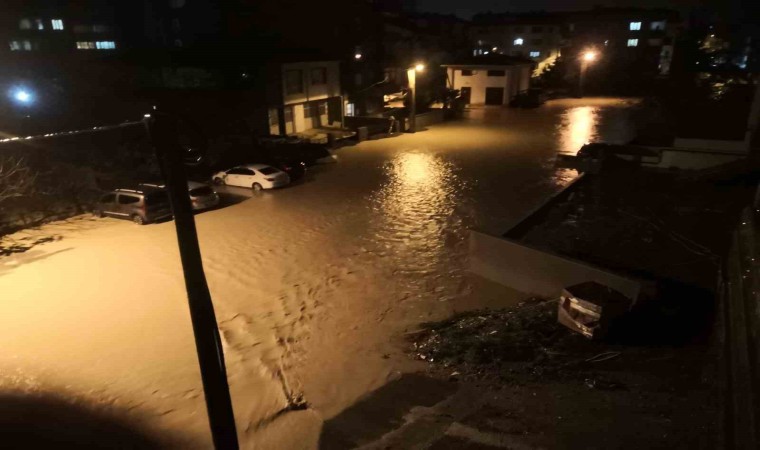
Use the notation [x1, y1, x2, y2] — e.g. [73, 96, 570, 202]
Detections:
[407, 63, 425, 133]
[578, 50, 598, 98]
[10, 87, 34, 105]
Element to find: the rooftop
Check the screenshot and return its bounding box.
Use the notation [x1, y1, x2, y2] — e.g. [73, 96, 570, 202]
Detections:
[442, 54, 535, 67]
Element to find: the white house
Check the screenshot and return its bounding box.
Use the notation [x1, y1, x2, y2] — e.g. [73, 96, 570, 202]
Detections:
[442, 55, 535, 106]
[267, 60, 343, 135]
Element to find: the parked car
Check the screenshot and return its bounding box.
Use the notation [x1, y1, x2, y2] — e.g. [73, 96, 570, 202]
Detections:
[138, 181, 220, 211]
[93, 187, 172, 225]
[509, 88, 547, 108]
[262, 157, 307, 181]
[257, 136, 334, 166]
[212, 164, 290, 190]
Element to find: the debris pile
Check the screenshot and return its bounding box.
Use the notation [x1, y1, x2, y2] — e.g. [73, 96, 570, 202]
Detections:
[410, 298, 600, 382]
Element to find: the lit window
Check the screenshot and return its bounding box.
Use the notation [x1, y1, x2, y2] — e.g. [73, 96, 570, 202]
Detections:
[650, 21, 666, 31]
[629, 22, 642, 31]
[95, 41, 116, 49]
[8, 41, 25, 51]
[627, 39, 639, 47]
[19, 19, 32, 30]
[76, 41, 95, 49]
[346, 103, 355, 117]
[514, 38, 524, 46]
[35, 19, 44, 30]
[530, 51, 541, 57]
[23, 40, 32, 50]
[51, 19, 64, 30]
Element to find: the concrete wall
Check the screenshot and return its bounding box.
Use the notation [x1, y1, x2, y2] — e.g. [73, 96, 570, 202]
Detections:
[657, 148, 745, 170]
[674, 138, 748, 153]
[414, 109, 445, 129]
[469, 230, 643, 300]
[721, 207, 760, 449]
[282, 61, 341, 106]
[446, 65, 531, 105]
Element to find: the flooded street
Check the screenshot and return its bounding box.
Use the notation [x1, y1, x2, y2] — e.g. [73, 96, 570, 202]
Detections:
[0, 98, 638, 448]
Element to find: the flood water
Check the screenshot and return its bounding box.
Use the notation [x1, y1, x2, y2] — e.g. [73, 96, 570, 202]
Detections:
[0, 98, 638, 448]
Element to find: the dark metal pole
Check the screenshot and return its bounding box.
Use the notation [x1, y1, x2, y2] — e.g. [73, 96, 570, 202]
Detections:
[579, 59, 587, 98]
[145, 110, 239, 450]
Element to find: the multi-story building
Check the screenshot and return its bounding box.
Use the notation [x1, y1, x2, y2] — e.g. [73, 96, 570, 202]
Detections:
[1, 0, 121, 55]
[564, 7, 681, 76]
[267, 60, 344, 136]
[470, 12, 564, 76]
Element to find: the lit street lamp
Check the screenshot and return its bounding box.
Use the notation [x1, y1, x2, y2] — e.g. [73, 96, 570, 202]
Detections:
[578, 50, 598, 98]
[407, 63, 424, 133]
[10, 87, 34, 105]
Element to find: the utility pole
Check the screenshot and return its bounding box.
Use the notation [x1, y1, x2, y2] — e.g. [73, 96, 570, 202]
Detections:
[145, 110, 239, 450]
[578, 51, 597, 98]
[406, 63, 424, 133]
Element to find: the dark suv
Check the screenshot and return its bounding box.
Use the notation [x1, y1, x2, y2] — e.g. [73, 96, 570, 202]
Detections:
[93, 188, 172, 225]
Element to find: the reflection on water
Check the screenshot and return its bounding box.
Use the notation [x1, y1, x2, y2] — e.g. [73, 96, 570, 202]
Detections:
[559, 106, 599, 154]
[370, 152, 466, 278]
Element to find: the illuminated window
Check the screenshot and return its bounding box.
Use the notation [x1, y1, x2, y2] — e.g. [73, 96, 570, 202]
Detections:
[627, 39, 639, 47]
[650, 20, 666, 31]
[8, 40, 32, 51]
[514, 38, 524, 46]
[51, 19, 63, 30]
[629, 22, 642, 31]
[19, 19, 32, 30]
[530, 51, 541, 57]
[346, 103, 355, 117]
[35, 19, 44, 30]
[77, 41, 115, 50]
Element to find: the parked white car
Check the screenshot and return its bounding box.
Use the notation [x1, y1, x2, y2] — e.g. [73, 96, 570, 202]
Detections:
[138, 181, 220, 211]
[212, 164, 290, 191]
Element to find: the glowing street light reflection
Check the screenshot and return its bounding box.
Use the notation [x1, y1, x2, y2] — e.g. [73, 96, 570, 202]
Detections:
[560, 106, 598, 154]
[373, 152, 461, 274]
[583, 51, 597, 62]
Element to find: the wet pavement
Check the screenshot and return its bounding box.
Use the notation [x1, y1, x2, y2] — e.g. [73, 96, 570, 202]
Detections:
[0, 98, 639, 448]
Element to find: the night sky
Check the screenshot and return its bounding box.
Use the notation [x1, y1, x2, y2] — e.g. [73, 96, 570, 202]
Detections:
[415, 0, 717, 18]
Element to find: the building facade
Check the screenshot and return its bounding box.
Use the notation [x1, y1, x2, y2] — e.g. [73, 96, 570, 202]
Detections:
[442, 56, 534, 106]
[564, 7, 680, 76]
[470, 13, 564, 76]
[268, 60, 343, 136]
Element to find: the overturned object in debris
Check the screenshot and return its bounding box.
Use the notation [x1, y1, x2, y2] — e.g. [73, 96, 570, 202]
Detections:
[558, 281, 634, 339]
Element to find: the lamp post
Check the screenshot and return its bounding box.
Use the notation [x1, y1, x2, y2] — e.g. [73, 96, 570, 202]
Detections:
[578, 50, 597, 98]
[407, 63, 424, 133]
